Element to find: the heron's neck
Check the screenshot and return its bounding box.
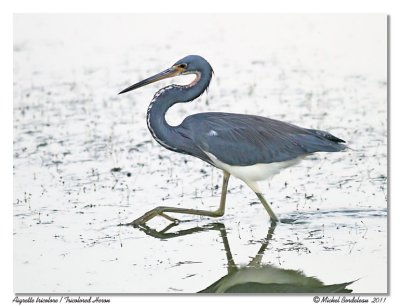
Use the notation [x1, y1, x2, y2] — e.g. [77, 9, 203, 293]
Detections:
[146, 73, 211, 152]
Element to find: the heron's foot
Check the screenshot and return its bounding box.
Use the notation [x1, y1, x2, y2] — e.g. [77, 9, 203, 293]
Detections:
[126, 206, 181, 228]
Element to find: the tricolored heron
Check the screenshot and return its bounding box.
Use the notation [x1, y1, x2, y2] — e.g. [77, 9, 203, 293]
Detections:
[119, 55, 346, 226]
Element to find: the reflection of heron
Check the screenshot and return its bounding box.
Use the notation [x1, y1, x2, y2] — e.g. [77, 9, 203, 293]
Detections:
[199, 224, 354, 293]
[119, 55, 346, 226]
[130, 221, 354, 293]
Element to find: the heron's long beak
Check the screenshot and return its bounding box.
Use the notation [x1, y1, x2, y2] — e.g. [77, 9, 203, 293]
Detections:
[118, 66, 181, 95]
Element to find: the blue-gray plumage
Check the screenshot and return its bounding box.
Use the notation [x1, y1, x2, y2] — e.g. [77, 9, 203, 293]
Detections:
[181, 113, 345, 166]
[119, 55, 346, 227]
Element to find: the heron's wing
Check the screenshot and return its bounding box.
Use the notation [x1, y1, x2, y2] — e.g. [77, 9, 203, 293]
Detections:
[180, 112, 345, 166]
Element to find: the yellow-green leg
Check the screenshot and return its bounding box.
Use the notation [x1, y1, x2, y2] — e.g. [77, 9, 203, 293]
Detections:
[128, 171, 231, 227]
[246, 181, 279, 223]
[255, 192, 279, 223]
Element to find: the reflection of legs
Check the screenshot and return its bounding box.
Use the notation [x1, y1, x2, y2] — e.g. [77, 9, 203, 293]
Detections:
[128, 171, 231, 227]
[218, 224, 237, 274]
[128, 222, 224, 240]
[248, 223, 276, 267]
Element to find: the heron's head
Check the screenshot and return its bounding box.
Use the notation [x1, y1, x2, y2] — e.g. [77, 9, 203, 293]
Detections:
[119, 55, 213, 94]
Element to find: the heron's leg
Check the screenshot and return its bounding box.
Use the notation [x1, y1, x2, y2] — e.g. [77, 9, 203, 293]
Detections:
[245, 181, 279, 223]
[214, 171, 230, 216]
[128, 171, 231, 227]
[256, 193, 279, 223]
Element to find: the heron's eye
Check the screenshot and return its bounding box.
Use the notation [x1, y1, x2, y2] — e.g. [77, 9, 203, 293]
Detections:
[178, 63, 187, 69]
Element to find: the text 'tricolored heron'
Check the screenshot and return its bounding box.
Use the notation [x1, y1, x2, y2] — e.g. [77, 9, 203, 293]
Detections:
[119, 55, 346, 226]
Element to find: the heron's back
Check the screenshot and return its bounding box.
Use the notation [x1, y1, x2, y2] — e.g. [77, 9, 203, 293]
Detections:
[179, 112, 346, 167]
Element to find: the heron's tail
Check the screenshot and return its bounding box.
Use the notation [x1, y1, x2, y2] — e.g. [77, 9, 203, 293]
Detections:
[307, 129, 345, 143]
[300, 128, 348, 153]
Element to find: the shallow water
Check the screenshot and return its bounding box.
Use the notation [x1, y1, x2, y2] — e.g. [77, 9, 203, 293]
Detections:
[13, 14, 387, 293]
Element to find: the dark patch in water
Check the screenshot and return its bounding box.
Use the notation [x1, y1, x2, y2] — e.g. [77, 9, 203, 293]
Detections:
[279, 218, 308, 225]
[36, 142, 48, 148]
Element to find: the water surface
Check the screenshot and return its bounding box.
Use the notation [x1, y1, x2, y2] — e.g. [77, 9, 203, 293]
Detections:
[13, 14, 387, 293]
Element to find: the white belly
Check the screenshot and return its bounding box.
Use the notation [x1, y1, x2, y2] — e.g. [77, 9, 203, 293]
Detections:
[204, 151, 304, 192]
